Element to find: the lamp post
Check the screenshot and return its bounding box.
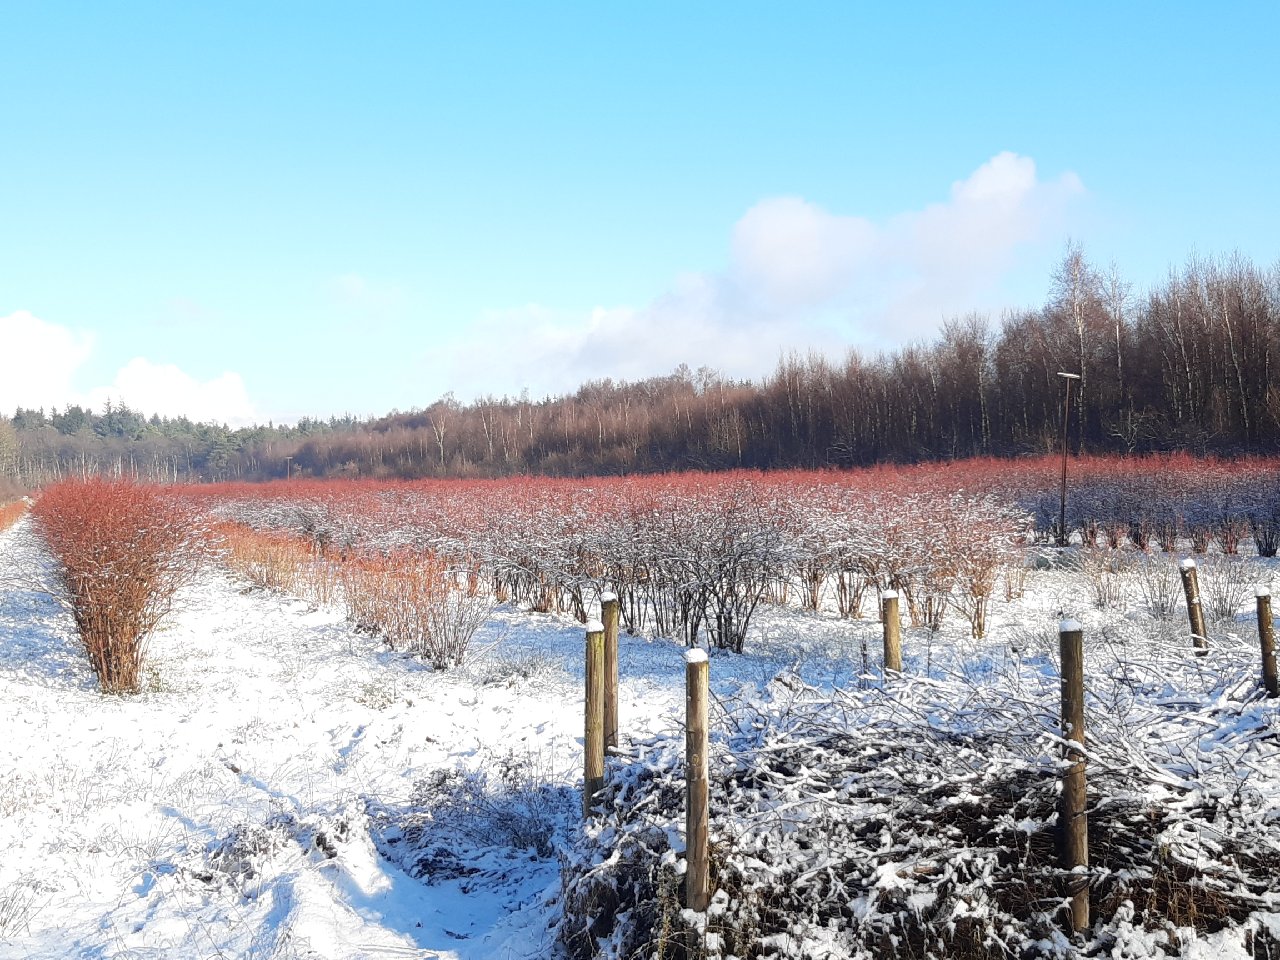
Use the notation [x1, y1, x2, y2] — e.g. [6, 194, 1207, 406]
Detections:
[1057, 372, 1081, 548]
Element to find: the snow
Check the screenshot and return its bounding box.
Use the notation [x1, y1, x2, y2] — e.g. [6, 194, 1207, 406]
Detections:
[585, 619, 604, 633]
[1180, 558, 1197, 570]
[2, 514, 1279, 959]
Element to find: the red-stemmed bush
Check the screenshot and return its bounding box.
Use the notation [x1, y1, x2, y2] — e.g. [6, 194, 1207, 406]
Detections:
[0, 499, 27, 533]
[338, 549, 491, 669]
[32, 478, 205, 694]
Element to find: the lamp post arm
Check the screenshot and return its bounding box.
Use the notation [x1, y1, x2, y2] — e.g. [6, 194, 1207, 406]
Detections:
[1057, 373, 1081, 548]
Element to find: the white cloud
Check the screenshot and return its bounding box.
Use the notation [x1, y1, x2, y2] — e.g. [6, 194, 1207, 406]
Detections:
[437, 152, 1085, 399]
[86, 359, 256, 427]
[0, 310, 95, 413]
[876, 151, 1085, 326]
[731, 197, 876, 308]
[0, 310, 259, 426]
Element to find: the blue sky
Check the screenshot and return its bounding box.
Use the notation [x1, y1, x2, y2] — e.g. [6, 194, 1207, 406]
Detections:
[3, 2, 1278, 425]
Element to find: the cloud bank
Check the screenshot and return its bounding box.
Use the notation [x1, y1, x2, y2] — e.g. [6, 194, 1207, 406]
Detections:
[438, 152, 1084, 399]
[0, 310, 258, 426]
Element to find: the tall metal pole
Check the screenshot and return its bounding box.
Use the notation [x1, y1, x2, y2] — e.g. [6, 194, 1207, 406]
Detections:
[1057, 373, 1081, 548]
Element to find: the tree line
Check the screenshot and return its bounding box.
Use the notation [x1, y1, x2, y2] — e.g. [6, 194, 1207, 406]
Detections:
[4, 245, 1279, 487]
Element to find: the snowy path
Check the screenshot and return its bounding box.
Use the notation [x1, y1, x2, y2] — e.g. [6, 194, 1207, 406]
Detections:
[0, 523, 707, 959]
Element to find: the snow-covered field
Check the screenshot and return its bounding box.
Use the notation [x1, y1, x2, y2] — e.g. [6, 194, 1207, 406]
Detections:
[1, 517, 1278, 958]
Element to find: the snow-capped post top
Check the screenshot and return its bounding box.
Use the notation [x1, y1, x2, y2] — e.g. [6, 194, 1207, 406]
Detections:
[685, 648, 708, 665]
[586, 619, 604, 633]
[1180, 558, 1197, 570]
[882, 589, 899, 600]
[600, 591, 617, 603]
[1059, 618, 1083, 634]
[1258, 587, 1272, 599]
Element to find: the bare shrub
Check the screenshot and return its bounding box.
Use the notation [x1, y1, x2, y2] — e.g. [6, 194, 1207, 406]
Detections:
[671, 484, 785, 653]
[420, 579, 493, 668]
[339, 550, 491, 669]
[0, 871, 52, 938]
[1196, 555, 1265, 621]
[31, 478, 205, 694]
[215, 521, 307, 593]
[1153, 512, 1181, 553]
[1077, 547, 1131, 610]
[1133, 554, 1182, 621]
[945, 505, 1017, 639]
[1217, 518, 1249, 555]
[834, 567, 868, 618]
[1002, 561, 1027, 601]
[405, 751, 572, 857]
[907, 562, 954, 633]
[214, 521, 338, 604]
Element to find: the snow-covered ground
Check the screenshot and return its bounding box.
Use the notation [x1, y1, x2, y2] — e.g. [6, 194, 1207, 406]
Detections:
[1, 519, 1278, 958]
[0, 517, 644, 959]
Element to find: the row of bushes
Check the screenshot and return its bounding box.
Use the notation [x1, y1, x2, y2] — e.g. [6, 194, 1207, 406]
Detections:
[199, 472, 1030, 649]
[1024, 454, 1280, 553]
[17, 478, 498, 695]
[195, 455, 1280, 651]
[216, 522, 490, 669]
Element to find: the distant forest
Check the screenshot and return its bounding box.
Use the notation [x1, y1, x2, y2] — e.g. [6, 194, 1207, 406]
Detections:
[4, 245, 1280, 488]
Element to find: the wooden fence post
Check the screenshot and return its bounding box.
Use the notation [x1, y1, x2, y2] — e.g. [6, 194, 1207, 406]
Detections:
[882, 590, 902, 673]
[1179, 558, 1209, 656]
[601, 592, 620, 749]
[583, 620, 605, 818]
[685, 648, 710, 912]
[1059, 619, 1089, 935]
[1258, 590, 1279, 698]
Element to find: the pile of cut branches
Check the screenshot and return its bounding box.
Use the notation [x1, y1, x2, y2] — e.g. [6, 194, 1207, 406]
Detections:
[560, 666, 1280, 959]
